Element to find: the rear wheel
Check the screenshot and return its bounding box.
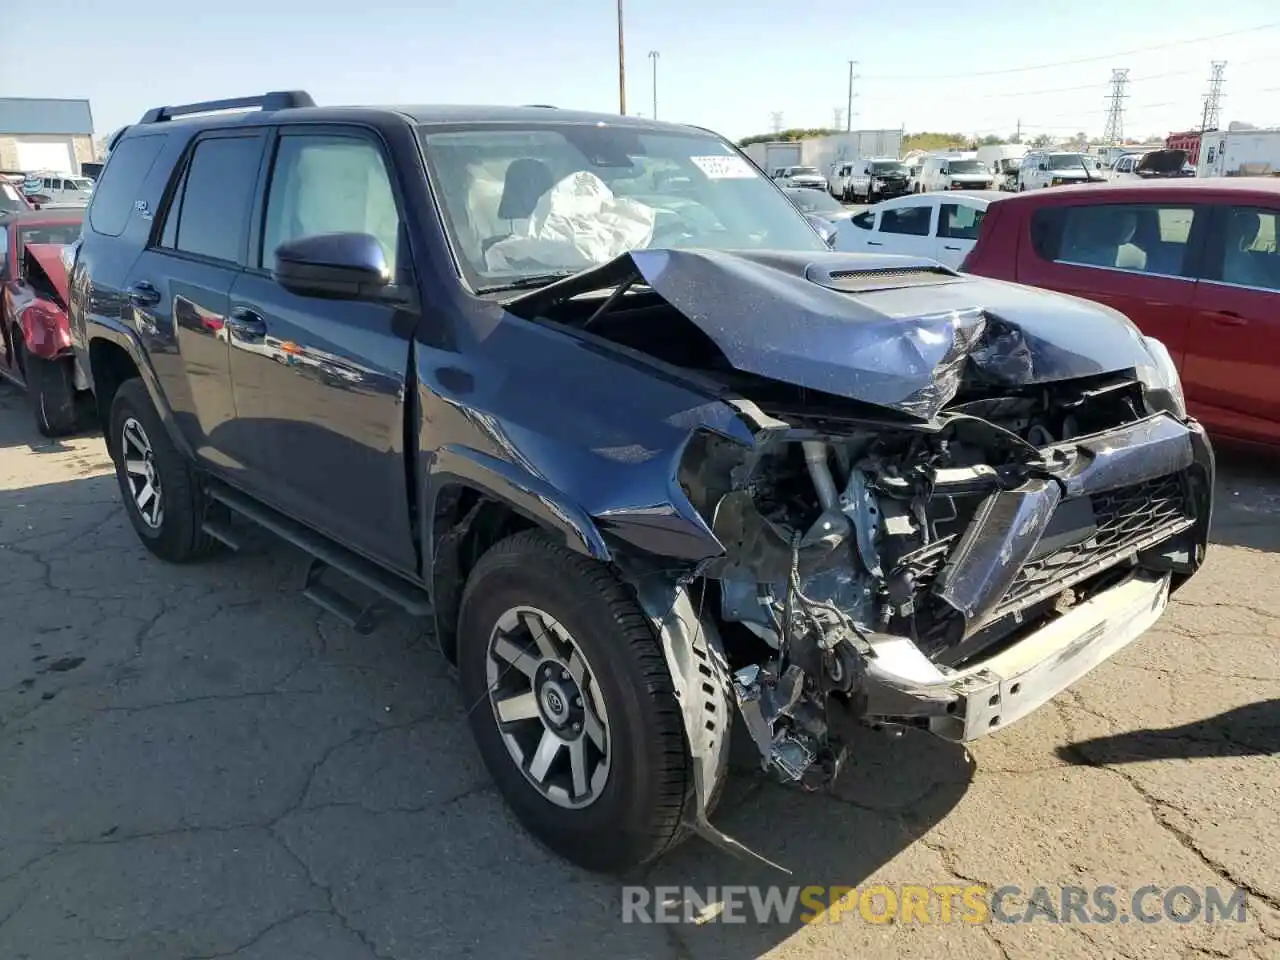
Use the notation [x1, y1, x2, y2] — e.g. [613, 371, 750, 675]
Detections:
[109, 378, 218, 563]
[18, 341, 77, 438]
[457, 531, 692, 872]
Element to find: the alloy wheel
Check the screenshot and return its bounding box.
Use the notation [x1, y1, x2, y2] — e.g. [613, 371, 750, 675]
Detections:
[121, 416, 164, 529]
[485, 605, 612, 810]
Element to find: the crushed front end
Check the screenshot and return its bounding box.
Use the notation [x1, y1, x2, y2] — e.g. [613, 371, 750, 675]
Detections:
[682, 375, 1213, 788]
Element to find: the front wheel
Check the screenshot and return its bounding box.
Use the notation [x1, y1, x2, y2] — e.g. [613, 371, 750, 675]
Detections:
[109, 378, 219, 563]
[457, 530, 693, 873]
[20, 343, 78, 437]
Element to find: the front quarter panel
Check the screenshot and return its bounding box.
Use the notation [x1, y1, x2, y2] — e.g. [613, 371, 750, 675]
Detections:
[419, 306, 756, 565]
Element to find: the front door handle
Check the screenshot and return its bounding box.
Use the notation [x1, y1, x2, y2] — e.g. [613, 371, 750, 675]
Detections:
[227, 307, 267, 338]
[1210, 310, 1248, 327]
[866, 240, 883, 246]
[128, 282, 160, 307]
[943, 244, 962, 251]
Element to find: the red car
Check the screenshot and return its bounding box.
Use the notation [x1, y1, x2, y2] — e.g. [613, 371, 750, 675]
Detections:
[964, 178, 1280, 449]
[0, 209, 86, 436]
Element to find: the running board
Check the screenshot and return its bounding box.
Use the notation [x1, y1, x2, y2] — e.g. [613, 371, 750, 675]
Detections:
[303, 558, 382, 635]
[204, 483, 433, 626]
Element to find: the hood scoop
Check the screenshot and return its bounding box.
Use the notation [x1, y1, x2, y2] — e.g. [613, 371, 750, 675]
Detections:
[805, 262, 964, 294]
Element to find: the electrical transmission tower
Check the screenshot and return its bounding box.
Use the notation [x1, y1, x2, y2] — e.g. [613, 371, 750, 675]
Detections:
[769, 111, 784, 134]
[1201, 61, 1226, 132]
[1102, 68, 1129, 145]
[832, 107, 844, 131]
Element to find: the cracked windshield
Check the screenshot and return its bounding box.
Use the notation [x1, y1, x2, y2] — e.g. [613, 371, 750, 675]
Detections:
[1, 0, 1277, 958]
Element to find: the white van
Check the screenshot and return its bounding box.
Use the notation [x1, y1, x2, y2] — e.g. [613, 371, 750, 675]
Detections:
[916, 154, 994, 192]
[975, 144, 1028, 191]
[22, 171, 94, 207]
[1017, 152, 1107, 190]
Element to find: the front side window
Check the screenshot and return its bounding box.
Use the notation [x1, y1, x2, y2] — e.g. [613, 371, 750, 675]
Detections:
[420, 123, 825, 290]
[1034, 202, 1198, 276]
[163, 135, 263, 264]
[880, 205, 931, 237]
[261, 135, 401, 275]
[1212, 206, 1280, 291]
[939, 203, 985, 240]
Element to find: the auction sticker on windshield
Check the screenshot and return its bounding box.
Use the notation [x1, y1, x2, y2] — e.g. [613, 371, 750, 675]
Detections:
[690, 155, 756, 179]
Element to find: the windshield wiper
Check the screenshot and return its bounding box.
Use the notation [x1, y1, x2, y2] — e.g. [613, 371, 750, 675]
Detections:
[475, 271, 582, 295]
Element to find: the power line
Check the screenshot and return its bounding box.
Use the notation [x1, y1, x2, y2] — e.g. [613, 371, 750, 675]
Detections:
[860, 21, 1279, 81]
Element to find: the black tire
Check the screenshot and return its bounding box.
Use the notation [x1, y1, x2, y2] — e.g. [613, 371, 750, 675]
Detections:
[20, 343, 78, 438]
[108, 378, 219, 563]
[457, 530, 691, 873]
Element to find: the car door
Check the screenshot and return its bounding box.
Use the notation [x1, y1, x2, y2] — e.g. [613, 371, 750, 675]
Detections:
[870, 201, 937, 259]
[1182, 203, 1280, 443]
[1015, 199, 1208, 366]
[936, 200, 986, 269]
[226, 126, 418, 574]
[122, 130, 266, 468]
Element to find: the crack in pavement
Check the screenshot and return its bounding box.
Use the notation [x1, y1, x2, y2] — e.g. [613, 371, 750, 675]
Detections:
[1055, 694, 1280, 916]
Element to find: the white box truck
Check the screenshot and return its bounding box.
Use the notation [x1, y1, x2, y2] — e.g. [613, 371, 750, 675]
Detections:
[1198, 128, 1280, 178]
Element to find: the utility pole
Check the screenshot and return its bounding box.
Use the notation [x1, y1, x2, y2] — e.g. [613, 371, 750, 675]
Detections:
[1102, 68, 1130, 146]
[1015, 118, 1022, 142]
[845, 60, 859, 132]
[648, 50, 659, 119]
[1200, 61, 1226, 132]
[616, 0, 626, 115]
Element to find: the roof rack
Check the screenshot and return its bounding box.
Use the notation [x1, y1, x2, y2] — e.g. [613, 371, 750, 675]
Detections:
[139, 91, 315, 124]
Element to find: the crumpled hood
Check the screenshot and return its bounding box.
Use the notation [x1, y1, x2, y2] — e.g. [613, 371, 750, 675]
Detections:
[23, 243, 70, 308]
[510, 248, 1158, 420]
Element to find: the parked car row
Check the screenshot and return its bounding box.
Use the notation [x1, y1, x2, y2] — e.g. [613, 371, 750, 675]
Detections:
[1, 93, 1215, 879]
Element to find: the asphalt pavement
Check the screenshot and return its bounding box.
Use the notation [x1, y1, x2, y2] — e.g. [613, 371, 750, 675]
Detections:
[0, 379, 1277, 959]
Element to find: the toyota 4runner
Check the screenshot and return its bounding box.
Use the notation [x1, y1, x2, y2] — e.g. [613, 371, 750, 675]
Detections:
[69, 91, 1213, 874]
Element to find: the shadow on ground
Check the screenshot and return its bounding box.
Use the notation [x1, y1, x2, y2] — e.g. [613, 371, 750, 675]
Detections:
[1058, 698, 1280, 764]
[1210, 446, 1280, 553]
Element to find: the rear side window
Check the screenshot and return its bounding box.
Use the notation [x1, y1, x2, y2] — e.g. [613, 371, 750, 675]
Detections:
[89, 135, 167, 237]
[850, 211, 875, 230]
[880, 206, 932, 237]
[1033, 203, 1198, 277]
[162, 135, 263, 264]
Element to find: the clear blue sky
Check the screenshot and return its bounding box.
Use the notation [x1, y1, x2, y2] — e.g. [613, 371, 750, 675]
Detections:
[3, 0, 1277, 143]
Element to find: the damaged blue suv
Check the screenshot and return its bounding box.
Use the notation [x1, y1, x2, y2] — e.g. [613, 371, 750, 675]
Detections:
[69, 91, 1213, 873]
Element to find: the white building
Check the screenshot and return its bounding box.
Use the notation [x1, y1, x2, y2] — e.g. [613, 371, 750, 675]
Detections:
[0, 98, 96, 175]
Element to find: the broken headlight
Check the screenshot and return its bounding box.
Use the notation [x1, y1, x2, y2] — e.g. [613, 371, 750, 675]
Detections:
[1137, 335, 1187, 419]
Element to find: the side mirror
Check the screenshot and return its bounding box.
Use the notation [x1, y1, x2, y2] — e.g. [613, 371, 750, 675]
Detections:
[805, 214, 838, 248]
[273, 232, 391, 300]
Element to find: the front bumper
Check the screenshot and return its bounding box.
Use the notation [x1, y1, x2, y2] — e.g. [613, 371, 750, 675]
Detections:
[863, 570, 1169, 741]
[858, 413, 1214, 742]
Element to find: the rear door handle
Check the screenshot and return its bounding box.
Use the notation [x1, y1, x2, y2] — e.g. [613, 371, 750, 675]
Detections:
[866, 240, 883, 246]
[227, 307, 267, 338]
[943, 244, 962, 251]
[128, 282, 160, 307]
[1211, 310, 1248, 327]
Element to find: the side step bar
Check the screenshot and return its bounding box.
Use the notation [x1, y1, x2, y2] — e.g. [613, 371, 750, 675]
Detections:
[203, 483, 432, 632]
